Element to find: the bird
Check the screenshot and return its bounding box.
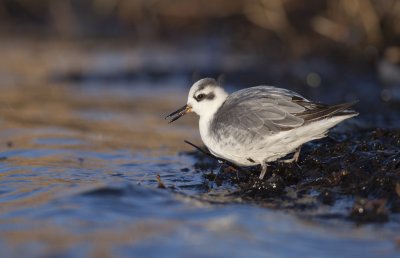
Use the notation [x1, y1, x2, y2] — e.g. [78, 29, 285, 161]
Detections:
[166, 78, 358, 179]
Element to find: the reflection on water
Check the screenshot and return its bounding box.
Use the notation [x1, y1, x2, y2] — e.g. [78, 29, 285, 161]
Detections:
[0, 42, 399, 258]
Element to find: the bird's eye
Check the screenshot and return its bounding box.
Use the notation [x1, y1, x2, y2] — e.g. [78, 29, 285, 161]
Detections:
[196, 93, 205, 101]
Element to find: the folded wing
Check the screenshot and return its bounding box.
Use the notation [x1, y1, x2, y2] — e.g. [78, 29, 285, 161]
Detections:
[210, 86, 357, 142]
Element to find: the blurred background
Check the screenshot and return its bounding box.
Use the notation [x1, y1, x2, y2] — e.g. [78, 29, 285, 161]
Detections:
[0, 0, 399, 102]
[0, 1, 400, 258]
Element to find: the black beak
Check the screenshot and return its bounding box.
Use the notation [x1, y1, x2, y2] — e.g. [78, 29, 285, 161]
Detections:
[165, 104, 192, 123]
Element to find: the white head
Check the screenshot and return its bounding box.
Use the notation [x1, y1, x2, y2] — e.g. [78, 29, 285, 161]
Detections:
[166, 78, 228, 123]
[187, 78, 228, 117]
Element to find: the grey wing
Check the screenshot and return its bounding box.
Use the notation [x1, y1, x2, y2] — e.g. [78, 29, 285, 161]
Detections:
[210, 86, 306, 142]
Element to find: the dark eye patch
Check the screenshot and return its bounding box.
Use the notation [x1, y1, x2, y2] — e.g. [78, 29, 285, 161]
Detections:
[194, 92, 215, 102]
[205, 92, 215, 100]
[197, 93, 206, 100]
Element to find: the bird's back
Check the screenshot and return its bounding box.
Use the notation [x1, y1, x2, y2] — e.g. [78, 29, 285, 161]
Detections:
[206, 86, 357, 165]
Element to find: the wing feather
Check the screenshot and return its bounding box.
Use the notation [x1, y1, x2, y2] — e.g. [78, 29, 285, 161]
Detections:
[210, 86, 307, 142]
[209, 86, 357, 144]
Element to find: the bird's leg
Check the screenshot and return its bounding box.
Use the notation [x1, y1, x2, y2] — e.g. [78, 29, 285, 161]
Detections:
[280, 146, 302, 164]
[293, 146, 301, 162]
[259, 161, 268, 179]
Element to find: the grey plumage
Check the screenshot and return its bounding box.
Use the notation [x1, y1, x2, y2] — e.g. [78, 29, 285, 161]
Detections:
[194, 78, 218, 92]
[210, 86, 358, 143]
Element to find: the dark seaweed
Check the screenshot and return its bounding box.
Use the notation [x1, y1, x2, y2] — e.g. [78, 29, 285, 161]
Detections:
[188, 128, 400, 223]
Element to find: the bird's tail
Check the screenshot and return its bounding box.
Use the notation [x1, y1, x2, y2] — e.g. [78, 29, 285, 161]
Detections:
[296, 100, 359, 123]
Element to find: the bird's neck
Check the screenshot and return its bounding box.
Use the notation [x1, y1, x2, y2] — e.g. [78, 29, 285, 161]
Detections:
[198, 103, 222, 145]
[198, 89, 228, 141]
[199, 114, 214, 148]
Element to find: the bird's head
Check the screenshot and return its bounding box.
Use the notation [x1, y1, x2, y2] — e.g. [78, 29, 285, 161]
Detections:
[166, 78, 228, 123]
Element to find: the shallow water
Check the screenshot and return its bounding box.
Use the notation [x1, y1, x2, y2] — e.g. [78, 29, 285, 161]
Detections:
[0, 40, 399, 258]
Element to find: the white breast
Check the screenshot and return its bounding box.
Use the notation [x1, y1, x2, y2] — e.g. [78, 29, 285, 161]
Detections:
[198, 116, 256, 166]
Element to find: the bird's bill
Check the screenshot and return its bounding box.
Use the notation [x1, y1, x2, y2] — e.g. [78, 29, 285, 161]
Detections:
[165, 104, 192, 123]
